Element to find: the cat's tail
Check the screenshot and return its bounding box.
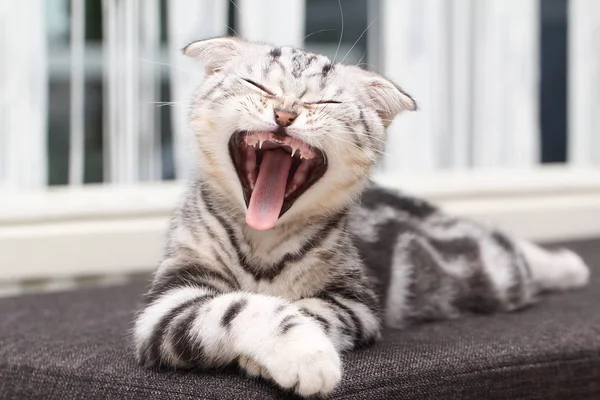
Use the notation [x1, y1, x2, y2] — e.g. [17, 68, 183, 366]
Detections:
[519, 240, 590, 292]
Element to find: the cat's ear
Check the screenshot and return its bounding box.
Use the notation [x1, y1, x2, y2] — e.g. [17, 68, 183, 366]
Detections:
[183, 37, 244, 74]
[356, 69, 417, 125]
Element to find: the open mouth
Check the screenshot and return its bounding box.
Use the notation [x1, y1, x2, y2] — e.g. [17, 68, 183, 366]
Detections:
[229, 129, 327, 230]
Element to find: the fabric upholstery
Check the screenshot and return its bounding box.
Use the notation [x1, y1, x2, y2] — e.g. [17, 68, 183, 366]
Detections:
[1, 239, 599, 399]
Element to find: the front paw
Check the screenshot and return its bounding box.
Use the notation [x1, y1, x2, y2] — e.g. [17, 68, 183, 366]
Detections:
[260, 326, 342, 397]
[238, 355, 271, 380]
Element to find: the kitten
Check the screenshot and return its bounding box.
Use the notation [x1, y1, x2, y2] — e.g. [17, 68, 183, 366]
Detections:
[133, 37, 590, 397]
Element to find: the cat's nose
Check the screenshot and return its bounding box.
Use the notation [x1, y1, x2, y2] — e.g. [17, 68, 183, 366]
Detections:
[274, 108, 298, 127]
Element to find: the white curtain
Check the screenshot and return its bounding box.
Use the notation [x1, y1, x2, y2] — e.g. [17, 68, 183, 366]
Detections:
[102, 0, 163, 183]
[379, 0, 540, 173]
[568, 0, 600, 166]
[69, 0, 86, 185]
[6, 0, 600, 194]
[237, 0, 305, 47]
[0, 1, 48, 191]
[167, 0, 229, 180]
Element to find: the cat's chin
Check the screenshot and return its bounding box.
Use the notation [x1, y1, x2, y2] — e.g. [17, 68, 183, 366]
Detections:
[228, 130, 327, 229]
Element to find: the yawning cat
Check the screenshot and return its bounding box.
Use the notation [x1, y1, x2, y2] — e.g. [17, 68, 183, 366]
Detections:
[133, 37, 590, 397]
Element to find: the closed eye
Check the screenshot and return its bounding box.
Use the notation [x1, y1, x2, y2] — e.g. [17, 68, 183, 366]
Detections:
[305, 100, 342, 105]
[241, 78, 275, 96]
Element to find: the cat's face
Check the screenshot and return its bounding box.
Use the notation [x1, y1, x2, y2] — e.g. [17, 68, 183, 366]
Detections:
[185, 37, 415, 230]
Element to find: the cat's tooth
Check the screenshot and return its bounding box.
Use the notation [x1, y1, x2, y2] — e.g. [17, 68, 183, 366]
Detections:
[285, 184, 298, 197]
[258, 131, 270, 145]
[302, 146, 314, 159]
[291, 138, 302, 151]
[290, 159, 311, 193]
[259, 139, 263, 149]
[291, 147, 298, 157]
[245, 135, 259, 148]
[299, 147, 309, 159]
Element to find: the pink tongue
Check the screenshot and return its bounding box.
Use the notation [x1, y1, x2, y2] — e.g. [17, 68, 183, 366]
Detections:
[246, 150, 293, 230]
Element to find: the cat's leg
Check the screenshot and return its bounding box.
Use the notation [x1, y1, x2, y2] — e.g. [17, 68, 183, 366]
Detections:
[238, 354, 271, 379]
[382, 232, 591, 327]
[134, 265, 342, 397]
[383, 232, 540, 327]
[518, 240, 590, 291]
[235, 285, 382, 391]
[294, 291, 382, 350]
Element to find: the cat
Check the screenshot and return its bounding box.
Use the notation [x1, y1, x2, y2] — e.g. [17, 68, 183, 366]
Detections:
[133, 37, 590, 397]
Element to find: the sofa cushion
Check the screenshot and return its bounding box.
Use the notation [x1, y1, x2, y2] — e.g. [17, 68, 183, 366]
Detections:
[1, 239, 599, 400]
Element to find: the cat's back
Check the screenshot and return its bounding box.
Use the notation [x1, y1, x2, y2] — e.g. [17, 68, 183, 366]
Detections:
[347, 184, 441, 297]
[348, 183, 439, 242]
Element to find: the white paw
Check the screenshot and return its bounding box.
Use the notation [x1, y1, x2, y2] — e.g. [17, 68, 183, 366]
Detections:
[260, 326, 342, 397]
[238, 355, 271, 379]
[557, 249, 590, 288]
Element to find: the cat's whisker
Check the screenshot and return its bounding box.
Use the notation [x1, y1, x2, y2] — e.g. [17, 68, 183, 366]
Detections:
[140, 58, 192, 73]
[302, 28, 337, 41]
[327, 135, 346, 167]
[340, 18, 378, 65]
[226, 25, 241, 38]
[151, 101, 186, 108]
[228, 0, 241, 16]
[310, 0, 345, 109]
[348, 133, 387, 145]
[356, 50, 367, 69]
[312, 96, 371, 121]
[314, 109, 334, 123]
[332, 0, 345, 64]
[356, 62, 377, 70]
[336, 115, 395, 124]
[329, 134, 387, 157]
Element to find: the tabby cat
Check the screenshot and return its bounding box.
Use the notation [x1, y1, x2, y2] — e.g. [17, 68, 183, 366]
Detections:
[133, 37, 590, 397]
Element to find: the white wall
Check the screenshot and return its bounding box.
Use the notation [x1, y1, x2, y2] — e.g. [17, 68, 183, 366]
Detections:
[569, 0, 600, 166]
[1, 166, 600, 285]
[0, 1, 48, 191]
[1, 0, 600, 291]
[379, 0, 540, 173]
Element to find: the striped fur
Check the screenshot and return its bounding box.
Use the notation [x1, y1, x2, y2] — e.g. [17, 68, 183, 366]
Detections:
[134, 38, 590, 397]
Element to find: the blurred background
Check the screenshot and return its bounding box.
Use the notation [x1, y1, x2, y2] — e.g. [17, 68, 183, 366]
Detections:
[1, 0, 599, 295]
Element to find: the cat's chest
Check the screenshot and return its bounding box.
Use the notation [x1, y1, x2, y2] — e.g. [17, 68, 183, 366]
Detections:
[224, 224, 333, 300]
[236, 273, 312, 301]
[233, 252, 331, 301]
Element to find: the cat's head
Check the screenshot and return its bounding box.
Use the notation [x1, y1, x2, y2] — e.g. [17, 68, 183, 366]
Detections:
[185, 37, 416, 230]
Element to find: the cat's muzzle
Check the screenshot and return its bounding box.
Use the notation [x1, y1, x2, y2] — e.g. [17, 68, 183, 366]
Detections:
[228, 130, 327, 227]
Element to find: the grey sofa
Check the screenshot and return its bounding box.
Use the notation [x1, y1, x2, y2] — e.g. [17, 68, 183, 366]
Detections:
[1, 239, 599, 400]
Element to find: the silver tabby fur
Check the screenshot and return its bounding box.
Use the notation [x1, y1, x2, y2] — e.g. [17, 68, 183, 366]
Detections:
[133, 37, 590, 397]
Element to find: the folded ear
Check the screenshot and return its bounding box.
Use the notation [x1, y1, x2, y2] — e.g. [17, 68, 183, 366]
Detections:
[183, 36, 244, 74]
[354, 69, 417, 125]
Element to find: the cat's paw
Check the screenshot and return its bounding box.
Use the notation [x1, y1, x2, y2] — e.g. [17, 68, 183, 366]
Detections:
[260, 326, 342, 397]
[556, 249, 590, 288]
[238, 355, 271, 379]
